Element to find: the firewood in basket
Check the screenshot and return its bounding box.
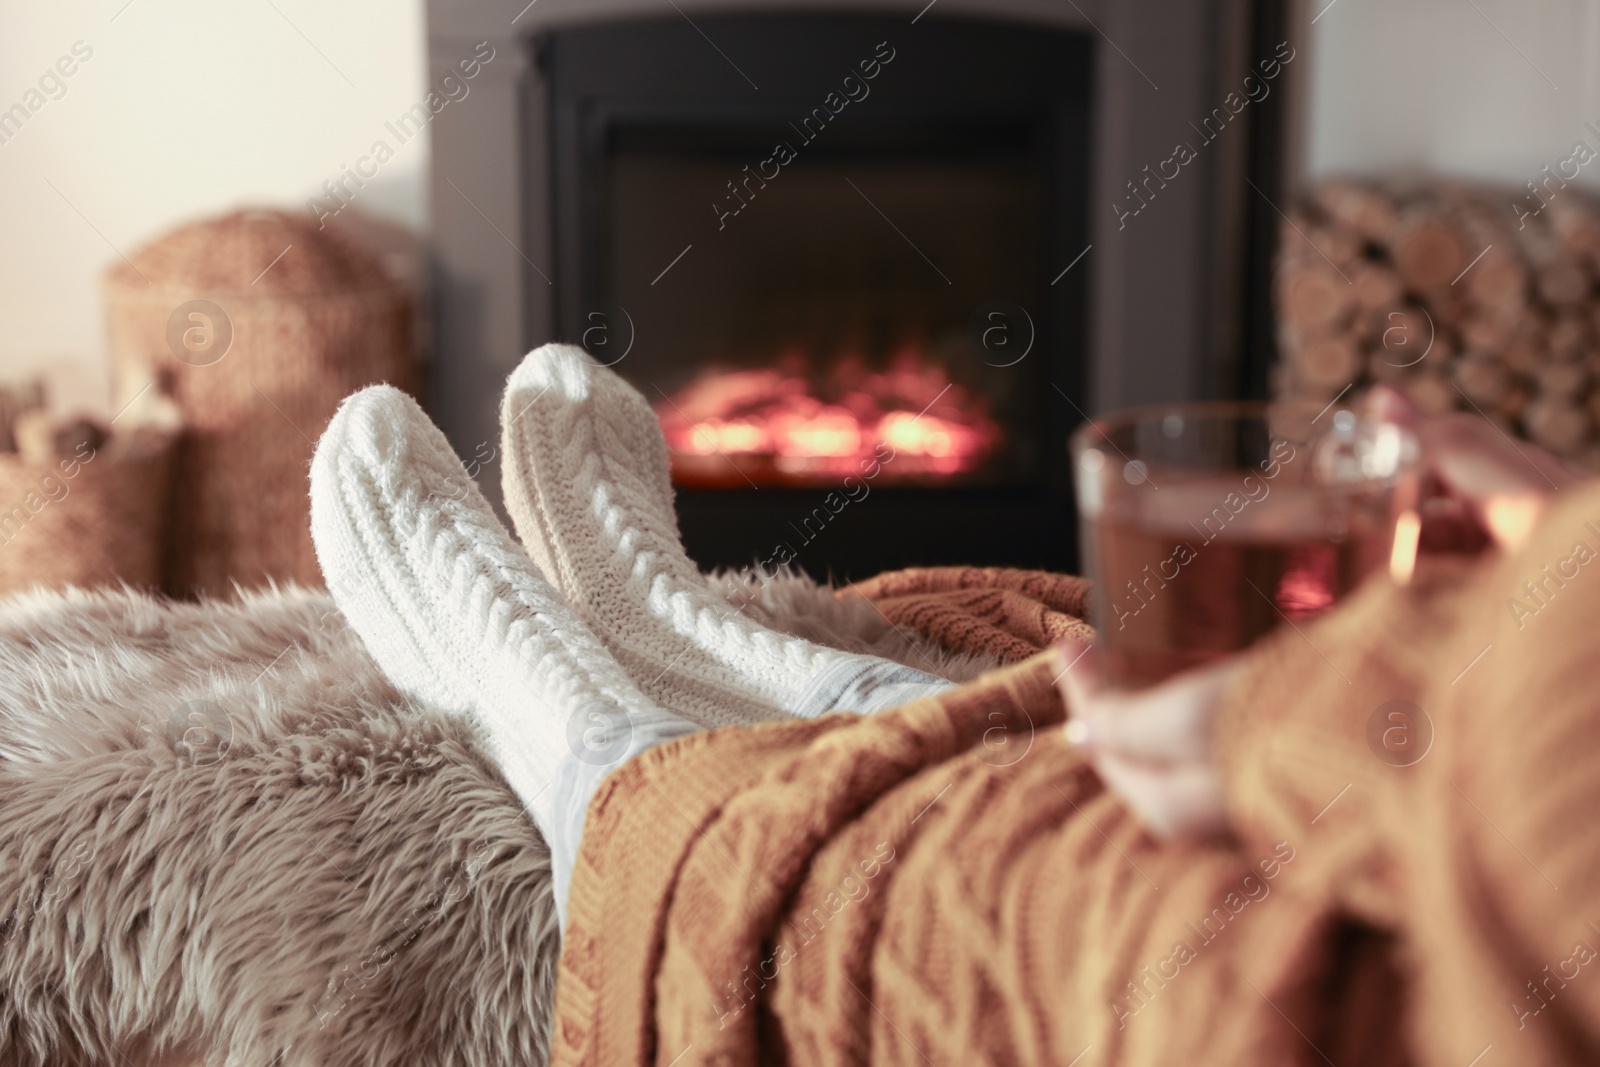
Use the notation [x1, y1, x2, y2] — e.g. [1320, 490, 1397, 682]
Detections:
[1394, 214, 1469, 291]
[1500, 324, 1549, 374]
[1283, 385, 1347, 408]
[1277, 213, 1323, 265]
[14, 412, 110, 463]
[1292, 335, 1362, 390]
[1307, 224, 1363, 268]
[1278, 320, 1344, 357]
[1279, 262, 1353, 332]
[1369, 302, 1435, 369]
[1351, 263, 1404, 313]
[1314, 180, 1398, 244]
[1464, 247, 1529, 315]
[1548, 313, 1593, 362]
[1429, 332, 1458, 368]
[1537, 359, 1591, 400]
[1453, 351, 1514, 406]
[1537, 260, 1592, 306]
[1501, 384, 1533, 421]
[1461, 314, 1517, 353]
[1368, 349, 1414, 384]
[1549, 197, 1600, 263]
[1487, 410, 1520, 436]
[1524, 397, 1592, 455]
[1276, 182, 1600, 459]
[1419, 284, 1472, 327]
[0, 382, 46, 454]
[1451, 199, 1510, 259]
[0, 390, 17, 455]
[1401, 372, 1458, 415]
[1522, 222, 1564, 264]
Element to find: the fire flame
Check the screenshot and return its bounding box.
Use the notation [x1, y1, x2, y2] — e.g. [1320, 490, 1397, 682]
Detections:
[654, 350, 1002, 487]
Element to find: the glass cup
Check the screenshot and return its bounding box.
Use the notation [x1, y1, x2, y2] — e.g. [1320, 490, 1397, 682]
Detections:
[1071, 401, 1423, 690]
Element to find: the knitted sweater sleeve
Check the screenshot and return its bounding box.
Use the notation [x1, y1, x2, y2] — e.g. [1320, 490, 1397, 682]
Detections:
[1212, 546, 1479, 928]
[1215, 483, 1600, 1052]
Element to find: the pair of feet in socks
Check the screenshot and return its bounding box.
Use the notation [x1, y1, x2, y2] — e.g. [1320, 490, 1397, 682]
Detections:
[310, 344, 950, 919]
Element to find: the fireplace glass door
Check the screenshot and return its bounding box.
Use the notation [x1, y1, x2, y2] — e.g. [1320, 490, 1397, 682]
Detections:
[608, 128, 1045, 489]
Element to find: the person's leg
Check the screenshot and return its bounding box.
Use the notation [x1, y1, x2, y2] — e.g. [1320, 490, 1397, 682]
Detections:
[309, 384, 698, 926]
[498, 344, 955, 726]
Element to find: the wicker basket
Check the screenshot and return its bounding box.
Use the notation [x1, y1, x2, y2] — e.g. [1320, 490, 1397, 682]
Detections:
[104, 210, 418, 597]
[0, 420, 177, 594]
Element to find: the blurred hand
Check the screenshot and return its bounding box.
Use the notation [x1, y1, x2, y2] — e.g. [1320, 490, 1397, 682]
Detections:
[1363, 385, 1571, 553]
[1056, 641, 1236, 839]
[1061, 387, 1580, 840]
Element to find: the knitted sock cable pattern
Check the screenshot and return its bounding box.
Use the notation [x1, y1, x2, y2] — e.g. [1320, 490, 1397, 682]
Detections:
[499, 344, 950, 724]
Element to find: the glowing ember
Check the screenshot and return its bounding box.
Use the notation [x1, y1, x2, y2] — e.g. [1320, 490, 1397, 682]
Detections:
[654, 352, 1002, 487]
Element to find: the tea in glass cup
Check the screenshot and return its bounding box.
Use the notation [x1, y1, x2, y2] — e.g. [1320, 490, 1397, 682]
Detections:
[1071, 402, 1422, 689]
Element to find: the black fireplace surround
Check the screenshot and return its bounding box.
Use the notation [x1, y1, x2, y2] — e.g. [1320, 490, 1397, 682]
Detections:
[535, 14, 1091, 581]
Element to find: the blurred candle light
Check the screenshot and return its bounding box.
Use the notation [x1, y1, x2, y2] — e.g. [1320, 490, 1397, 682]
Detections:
[1390, 508, 1421, 585]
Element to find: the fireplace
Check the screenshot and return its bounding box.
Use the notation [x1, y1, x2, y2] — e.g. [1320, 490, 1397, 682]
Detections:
[427, 0, 1287, 581]
[535, 13, 1085, 575]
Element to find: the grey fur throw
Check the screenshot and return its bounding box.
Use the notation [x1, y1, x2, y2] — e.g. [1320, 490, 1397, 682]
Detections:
[0, 586, 559, 1067]
[0, 577, 991, 1067]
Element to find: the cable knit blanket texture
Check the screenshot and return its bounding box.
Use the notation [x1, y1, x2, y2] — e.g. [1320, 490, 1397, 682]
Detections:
[550, 567, 1418, 1067]
[0, 569, 1001, 1067]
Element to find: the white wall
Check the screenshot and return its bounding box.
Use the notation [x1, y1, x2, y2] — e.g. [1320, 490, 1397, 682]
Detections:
[1304, 0, 1600, 190]
[0, 0, 428, 413]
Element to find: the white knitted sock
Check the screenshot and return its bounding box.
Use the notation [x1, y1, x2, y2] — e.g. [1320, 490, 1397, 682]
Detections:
[309, 385, 697, 925]
[499, 343, 954, 725]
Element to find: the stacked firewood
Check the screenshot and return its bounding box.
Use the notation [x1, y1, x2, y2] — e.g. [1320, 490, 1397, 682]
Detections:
[0, 378, 178, 593]
[1275, 179, 1600, 470]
